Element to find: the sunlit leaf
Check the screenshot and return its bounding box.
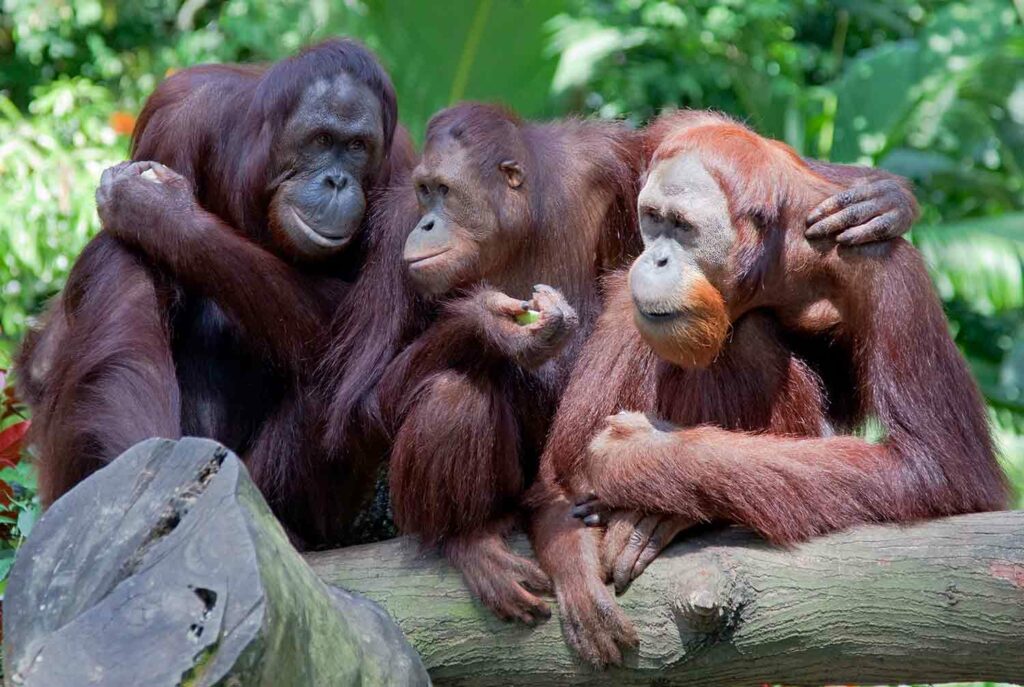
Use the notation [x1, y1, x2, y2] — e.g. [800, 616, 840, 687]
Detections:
[826, 0, 1020, 163]
[548, 17, 649, 95]
[914, 213, 1024, 313]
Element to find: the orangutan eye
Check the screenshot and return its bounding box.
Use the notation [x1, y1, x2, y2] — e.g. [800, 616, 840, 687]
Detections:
[348, 138, 366, 152]
[438, 184, 449, 196]
[643, 208, 662, 223]
[417, 183, 430, 198]
[315, 132, 333, 147]
[673, 216, 693, 232]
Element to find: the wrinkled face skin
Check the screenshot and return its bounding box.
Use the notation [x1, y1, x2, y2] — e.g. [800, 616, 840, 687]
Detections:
[403, 136, 526, 296]
[268, 73, 385, 260]
[629, 153, 736, 368]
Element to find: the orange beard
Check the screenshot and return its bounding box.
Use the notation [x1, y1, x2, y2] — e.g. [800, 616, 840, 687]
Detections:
[632, 276, 731, 369]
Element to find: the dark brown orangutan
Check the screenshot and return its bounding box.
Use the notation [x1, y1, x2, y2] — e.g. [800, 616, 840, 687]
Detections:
[320, 103, 924, 624]
[528, 110, 1007, 666]
[369, 103, 642, 623]
[16, 39, 412, 545]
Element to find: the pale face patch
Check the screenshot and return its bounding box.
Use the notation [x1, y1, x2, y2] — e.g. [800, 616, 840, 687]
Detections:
[637, 154, 736, 290]
[629, 153, 737, 368]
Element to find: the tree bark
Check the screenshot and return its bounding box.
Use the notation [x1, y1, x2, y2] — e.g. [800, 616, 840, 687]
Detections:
[3, 438, 428, 687]
[308, 512, 1024, 687]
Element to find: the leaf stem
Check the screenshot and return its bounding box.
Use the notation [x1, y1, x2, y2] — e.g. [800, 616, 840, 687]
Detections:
[831, 9, 850, 76]
[449, 0, 493, 104]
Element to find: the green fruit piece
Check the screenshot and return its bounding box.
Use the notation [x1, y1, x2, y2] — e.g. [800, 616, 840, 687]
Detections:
[516, 309, 541, 326]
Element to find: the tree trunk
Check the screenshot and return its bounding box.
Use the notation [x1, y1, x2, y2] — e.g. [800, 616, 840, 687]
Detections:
[3, 438, 428, 687]
[308, 512, 1024, 687]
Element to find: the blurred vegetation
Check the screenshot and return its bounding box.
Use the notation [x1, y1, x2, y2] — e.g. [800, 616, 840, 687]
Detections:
[0, 0, 1022, 626]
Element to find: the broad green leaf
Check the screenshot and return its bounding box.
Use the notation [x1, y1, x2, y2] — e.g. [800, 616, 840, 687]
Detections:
[825, 0, 1020, 162]
[0, 462, 37, 490]
[0, 548, 14, 582]
[828, 40, 931, 162]
[361, 0, 567, 141]
[548, 17, 649, 95]
[16, 504, 37, 538]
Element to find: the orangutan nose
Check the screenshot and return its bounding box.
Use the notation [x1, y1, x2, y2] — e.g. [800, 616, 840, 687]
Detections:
[324, 172, 349, 191]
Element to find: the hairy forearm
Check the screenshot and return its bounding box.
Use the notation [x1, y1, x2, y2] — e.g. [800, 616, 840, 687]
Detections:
[591, 427, 906, 544]
[529, 489, 598, 577]
[108, 208, 324, 365]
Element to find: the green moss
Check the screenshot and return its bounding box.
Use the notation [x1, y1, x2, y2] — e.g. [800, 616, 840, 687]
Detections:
[178, 643, 218, 687]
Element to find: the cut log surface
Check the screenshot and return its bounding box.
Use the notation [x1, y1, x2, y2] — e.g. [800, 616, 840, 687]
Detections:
[3, 438, 428, 687]
[308, 513, 1024, 687]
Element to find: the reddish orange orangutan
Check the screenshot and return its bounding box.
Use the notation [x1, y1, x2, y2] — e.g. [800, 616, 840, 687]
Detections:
[527, 110, 1007, 667]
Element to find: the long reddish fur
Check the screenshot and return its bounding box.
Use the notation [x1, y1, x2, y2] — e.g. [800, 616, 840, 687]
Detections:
[318, 103, 644, 616]
[528, 110, 1006, 662]
[382, 105, 643, 542]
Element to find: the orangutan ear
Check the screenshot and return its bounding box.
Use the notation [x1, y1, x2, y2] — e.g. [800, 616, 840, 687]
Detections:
[499, 160, 524, 189]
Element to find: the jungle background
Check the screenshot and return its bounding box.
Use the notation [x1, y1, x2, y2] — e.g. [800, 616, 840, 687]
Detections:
[0, 3, 1022, 681]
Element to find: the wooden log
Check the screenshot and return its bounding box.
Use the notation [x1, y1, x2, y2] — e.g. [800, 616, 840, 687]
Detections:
[3, 438, 428, 687]
[309, 512, 1024, 687]
[7, 436, 1023, 686]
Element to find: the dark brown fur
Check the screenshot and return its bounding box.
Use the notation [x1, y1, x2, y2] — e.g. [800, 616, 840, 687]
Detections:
[328, 103, 644, 621]
[17, 40, 411, 545]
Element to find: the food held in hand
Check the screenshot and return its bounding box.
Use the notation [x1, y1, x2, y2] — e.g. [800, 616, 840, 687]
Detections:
[516, 309, 541, 326]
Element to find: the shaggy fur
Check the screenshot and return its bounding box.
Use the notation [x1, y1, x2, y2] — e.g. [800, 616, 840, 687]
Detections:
[528, 110, 1006, 667]
[17, 39, 412, 545]
[322, 103, 644, 621]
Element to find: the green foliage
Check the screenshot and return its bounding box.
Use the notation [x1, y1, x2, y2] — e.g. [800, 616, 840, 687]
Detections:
[829, 1, 1024, 224]
[552, 0, 1024, 217]
[0, 460, 39, 593]
[356, 0, 568, 141]
[0, 357, 36, 594]
[0, 80, 129, 354]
